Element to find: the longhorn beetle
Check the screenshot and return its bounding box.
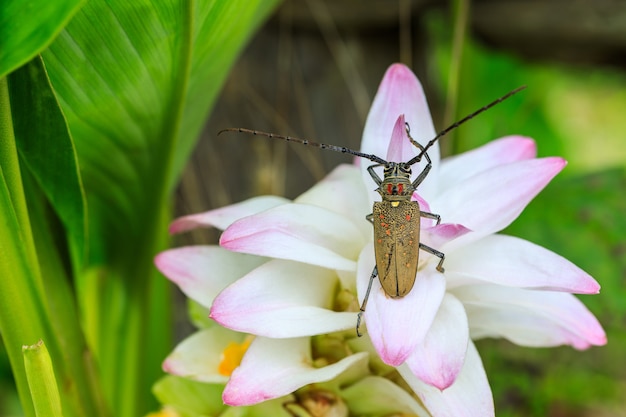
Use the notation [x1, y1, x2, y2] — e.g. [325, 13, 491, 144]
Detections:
[220, 85, 526, 337]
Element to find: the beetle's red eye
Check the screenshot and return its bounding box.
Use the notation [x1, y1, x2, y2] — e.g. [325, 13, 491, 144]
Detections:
[387, 184, 393, 194]
[398, 184, 404, 194]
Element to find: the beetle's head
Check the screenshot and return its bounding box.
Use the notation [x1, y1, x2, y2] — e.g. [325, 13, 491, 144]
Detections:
[377, 162, 414, 200]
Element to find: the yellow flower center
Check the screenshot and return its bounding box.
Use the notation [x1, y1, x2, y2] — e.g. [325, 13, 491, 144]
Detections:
[218, 336, 253, 376]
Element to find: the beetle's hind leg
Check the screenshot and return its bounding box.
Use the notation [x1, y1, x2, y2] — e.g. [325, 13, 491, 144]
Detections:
[419, 243, 445, 273]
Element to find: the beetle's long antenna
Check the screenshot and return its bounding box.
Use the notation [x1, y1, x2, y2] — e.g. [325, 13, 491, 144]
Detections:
[406, 85, 527, 166]
[218, 128, 388, 165]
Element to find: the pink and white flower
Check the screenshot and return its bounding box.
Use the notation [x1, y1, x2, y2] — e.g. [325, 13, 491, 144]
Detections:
[156, 63, 606, 416]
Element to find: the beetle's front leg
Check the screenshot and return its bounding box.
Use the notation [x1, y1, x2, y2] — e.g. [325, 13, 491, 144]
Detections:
[366, 164, 385, 186]
[405, 122, 433, 189]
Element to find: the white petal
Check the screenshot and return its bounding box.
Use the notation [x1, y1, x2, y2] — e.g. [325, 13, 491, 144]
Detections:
[357, 244, 446, 366]
[210, 260, 355, 337]
[223, 337, 369, 406]
[154, 246, 265, 308]
[438, 136, 536, 191]
[400, 341, 494, 417]
[295, 164, 370, 223]
[220, 203, 365, 271]
[454, 284, 607, 349]
[162, 327, 243, 383]
[169, 195, 289, 233]
[405, 294, 469, 390]
[445, 234, 600, 293]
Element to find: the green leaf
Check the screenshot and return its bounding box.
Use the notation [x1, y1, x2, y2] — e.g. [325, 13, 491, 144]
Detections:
[38, 1, 280, 416]
[9, 56, 87, 268]
[0, 0, 84, 78]
[2, 58, 106, 417]
[22, 341, 63, 417]
[0, 75, 49, 417]
[42, 0, 281, 268]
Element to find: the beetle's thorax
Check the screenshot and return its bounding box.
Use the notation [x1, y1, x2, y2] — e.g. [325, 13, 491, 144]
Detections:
[377, 162, 415, 202]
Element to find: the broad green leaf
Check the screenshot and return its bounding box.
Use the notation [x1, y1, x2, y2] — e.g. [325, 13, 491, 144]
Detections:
[0, 77, 47, 417]
[22, 340, 63, 417]
[9, 56, 87, 268]
[2, 59, 105, 417]
[43, 0, 280, 267]
[40, 1, 279, 415]
[0, 0, 84, 78]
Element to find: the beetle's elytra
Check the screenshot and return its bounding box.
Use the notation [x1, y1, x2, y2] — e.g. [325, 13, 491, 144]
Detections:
[372, 200, 421, 297]
[220, 85, 526, 337]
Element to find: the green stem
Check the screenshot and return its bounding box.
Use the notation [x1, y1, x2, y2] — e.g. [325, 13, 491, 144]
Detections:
[23, 341, 63, 417]
[443, 0, 469, 155]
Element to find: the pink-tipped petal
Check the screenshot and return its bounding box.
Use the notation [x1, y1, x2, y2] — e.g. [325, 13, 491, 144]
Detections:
[405, 294, 469, 390]
[361, 64, 439, 203]
[169, 196, 289, 233]
[154, 246, 265, 308]
[455, 284, 607, 349]
[162, 327, 243, 383]
[210, 260, 354, 337]
[435, 157, 567, 248]
[386, 115, 416, 162]
[220, 203, 365, 271]
[400, 341, 494, 417]
[439, 136, 537, 190]
[357, 245, 446, 366]
[223, 337, 368, 406]
[445, 234, 600, 293]
[423, 223, 472, 249]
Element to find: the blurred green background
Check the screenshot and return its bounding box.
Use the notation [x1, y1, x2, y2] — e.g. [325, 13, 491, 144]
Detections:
[3, 0, 625, 416]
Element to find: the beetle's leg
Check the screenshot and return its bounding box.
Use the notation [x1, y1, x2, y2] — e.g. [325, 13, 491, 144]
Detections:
[405, 122, 433, 188]
[356, 266, 378, 337]
[365, 213, 374, 224]
[419, 243, 445, 273]
[366, 163, 385, 186]
[420, 210, 441, 225]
